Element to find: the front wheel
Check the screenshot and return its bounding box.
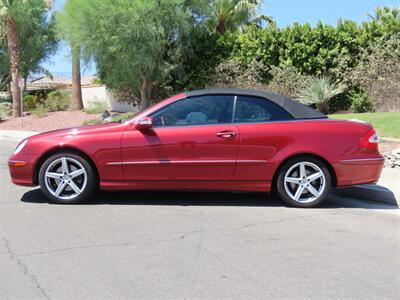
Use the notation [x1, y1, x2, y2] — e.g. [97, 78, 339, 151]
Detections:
[38, 153, 97, 204]
[276, 156, 331, 208]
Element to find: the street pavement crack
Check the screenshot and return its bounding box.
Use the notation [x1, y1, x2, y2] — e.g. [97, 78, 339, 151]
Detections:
[178, 212, 342, 238]
[17, 212, 342, 258]
[2, 238, 51, 300]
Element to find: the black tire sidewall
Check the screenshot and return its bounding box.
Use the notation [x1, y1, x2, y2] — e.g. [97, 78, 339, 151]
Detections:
[276, 156, 331, 208]
[38, 152, 97, 204]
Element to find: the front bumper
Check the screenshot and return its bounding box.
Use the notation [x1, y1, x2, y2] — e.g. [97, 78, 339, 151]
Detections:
[334, 157, 385, 187]
[8, 153, 39, 187]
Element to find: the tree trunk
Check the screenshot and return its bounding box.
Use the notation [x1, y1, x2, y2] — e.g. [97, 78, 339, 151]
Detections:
[23, 75, 27, 92]
[318, 101, 330, 115]
[7, 16, 21, 117]
[216, 19, 227, 35]
[71, 45, 83, 110]
[140, 78, 152, 109]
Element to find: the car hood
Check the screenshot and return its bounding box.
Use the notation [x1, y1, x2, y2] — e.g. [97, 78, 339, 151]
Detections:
[30, 123, 126, 140]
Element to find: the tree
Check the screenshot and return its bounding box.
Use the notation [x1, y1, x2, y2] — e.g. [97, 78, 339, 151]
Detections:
[195, 0, 268, 34]
[19, 4, 57, 86]
[0, 0, 23, 116]
[70, 0, 191, 109]
[298, 76, 345, 114]
[57, 0, 84, 110]
[0, 45, 9, 90]
[0, 0, 53, 116]
[368, 6, 400, 22]
[211, 57, 265, 88]
[349, 34, 400, 111]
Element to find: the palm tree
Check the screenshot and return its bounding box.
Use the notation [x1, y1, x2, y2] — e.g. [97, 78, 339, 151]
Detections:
[0, 0, 23, 117]
[202, 0, 270, 34]
[70, 44, 83, 111]
[57, 0, 84, 111]
[0, 0, 52, 117]
[368, 6, 400, 22]
[298, 76, 345, 114]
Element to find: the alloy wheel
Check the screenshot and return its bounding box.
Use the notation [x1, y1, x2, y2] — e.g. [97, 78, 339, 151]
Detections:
[283, 161, 326, 204]
[44, 157, 87, 200]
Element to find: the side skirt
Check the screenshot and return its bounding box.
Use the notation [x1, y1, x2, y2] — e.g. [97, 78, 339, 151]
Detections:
[100, 180, 271, 192]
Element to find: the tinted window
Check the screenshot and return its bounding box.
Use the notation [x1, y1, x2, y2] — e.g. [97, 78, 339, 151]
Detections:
[234, 96, 293, 123]
[151, 95, 234, 127]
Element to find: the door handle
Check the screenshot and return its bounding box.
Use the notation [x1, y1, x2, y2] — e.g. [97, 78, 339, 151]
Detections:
[217, 131, 237, 139]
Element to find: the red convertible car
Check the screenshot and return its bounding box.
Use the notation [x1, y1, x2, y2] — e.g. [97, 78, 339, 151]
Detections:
[8, 89, 384, 207]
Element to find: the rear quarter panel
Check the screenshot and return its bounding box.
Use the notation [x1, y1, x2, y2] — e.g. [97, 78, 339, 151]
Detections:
[234, 119, 379, 185]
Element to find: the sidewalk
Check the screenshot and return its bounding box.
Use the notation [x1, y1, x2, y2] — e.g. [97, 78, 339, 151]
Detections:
[0, 130, 38, 142]
[332, 168, 400, 206]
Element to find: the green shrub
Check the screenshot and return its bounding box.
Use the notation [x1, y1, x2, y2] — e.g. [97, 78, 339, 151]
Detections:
[84, 101, 108, 114]
[0, 97, 12, 103]
[23, 95, 39, 111]
[298, 76, 345, 114]
[350, 90, 375, 113]
[267, 66, 312, 99]
[107, 112, 136, 123]
[0, 102, 12, 120]
[329, 94, 352, 113]
[45, 90, 70, 112]
[0, 107, 6, 121]
[32, 104, 48, 118]
[82, 112, 137, 126]
[83, 118, 103, 125]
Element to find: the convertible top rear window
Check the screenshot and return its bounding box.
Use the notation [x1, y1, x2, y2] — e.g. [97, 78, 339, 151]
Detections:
[234, 96, 294, 123]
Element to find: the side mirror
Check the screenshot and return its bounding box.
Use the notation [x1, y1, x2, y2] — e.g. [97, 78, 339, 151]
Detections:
[136, 116, 153, 130]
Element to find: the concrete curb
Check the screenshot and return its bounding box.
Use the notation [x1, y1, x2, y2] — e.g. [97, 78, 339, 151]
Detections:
[0, 130, 39, 143]
[332, 184, 399, 206]
[381, 137, 400, 143]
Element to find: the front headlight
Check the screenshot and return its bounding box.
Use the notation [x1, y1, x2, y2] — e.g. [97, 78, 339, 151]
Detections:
[14, 139, 28, 155]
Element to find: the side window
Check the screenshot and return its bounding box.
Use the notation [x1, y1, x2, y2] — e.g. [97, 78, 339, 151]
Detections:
[234, 96, 294, 123]
[151, 95, 234, 127]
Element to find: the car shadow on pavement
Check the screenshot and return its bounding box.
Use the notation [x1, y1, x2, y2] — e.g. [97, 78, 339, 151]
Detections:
[20, 188, 398, 209]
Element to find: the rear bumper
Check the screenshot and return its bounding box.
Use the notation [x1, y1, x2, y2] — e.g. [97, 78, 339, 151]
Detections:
[334, 157, 384, 187]
[8, 154, 39, 187]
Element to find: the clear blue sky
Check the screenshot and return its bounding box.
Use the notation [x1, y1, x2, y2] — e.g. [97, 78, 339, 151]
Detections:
[43, 0, 399, 78]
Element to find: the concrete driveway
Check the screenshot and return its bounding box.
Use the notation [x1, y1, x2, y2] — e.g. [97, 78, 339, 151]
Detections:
[1, 140, 399, 299]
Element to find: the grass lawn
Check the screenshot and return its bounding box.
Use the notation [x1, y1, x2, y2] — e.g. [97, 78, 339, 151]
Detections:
[329, 112, 400, 139]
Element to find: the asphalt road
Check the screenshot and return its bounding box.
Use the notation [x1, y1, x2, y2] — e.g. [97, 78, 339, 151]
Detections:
[1, 140, 399, 299]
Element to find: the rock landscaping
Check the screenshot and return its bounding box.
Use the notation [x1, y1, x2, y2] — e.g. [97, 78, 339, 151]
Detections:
[0, 111, 99, 132]
[384, 147, 400, 169]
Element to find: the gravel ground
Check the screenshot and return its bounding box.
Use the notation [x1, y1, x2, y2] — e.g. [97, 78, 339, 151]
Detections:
[380, 140, 400, 154]
[0, 111, 99, 132]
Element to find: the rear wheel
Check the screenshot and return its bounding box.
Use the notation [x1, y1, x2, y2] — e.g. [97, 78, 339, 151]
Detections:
[276, 156, 331, 208]
[38, 153, 97, 204]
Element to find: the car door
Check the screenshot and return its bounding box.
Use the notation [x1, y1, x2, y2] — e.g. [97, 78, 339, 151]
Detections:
[121, 95, 239, 181]
[232, 95, 295, 181]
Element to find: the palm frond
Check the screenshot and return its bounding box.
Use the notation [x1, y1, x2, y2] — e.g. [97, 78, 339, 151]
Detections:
[249, 14, 274, 27]
[299, 76, 345, 105]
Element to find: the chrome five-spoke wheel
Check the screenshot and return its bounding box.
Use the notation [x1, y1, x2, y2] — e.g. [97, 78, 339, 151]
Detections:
[284, 162, 325, 204]
[277, 156, 331, 207]
[39, 153, 97, 204]
[44, 157, 87, 200]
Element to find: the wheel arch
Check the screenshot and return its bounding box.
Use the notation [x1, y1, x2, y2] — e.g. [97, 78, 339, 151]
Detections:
[271, 153, 337, 190]
[33, 146, 99, 185]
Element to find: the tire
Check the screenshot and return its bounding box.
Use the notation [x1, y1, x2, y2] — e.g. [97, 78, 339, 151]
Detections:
[276, 156, 331, 208]
[38, 152, 97, 204]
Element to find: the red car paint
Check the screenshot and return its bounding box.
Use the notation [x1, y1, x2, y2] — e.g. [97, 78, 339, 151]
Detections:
[8, 93, 384, 192]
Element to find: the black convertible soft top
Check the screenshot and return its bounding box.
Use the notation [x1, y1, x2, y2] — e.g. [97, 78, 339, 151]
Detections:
[186, 88, 327, 120]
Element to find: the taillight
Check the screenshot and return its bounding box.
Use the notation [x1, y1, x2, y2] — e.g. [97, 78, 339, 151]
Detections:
[360, 129, 379, 149]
